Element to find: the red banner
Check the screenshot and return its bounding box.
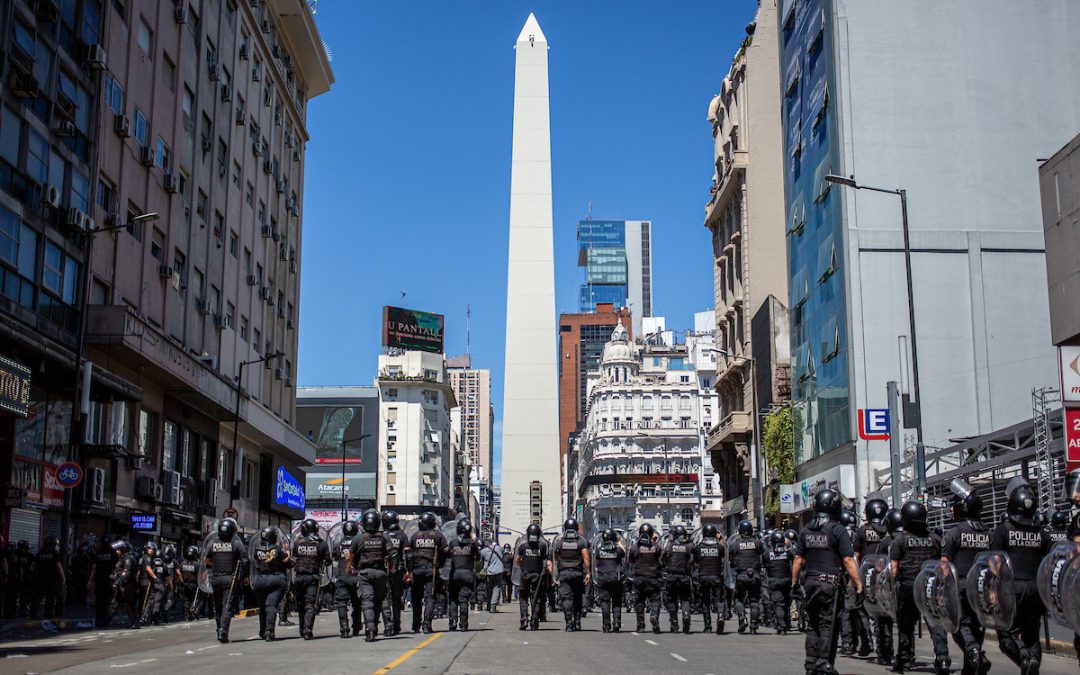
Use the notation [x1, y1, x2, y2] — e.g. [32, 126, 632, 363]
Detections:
[41, 465, 65, 507]
[1065, 408, 1080, 472]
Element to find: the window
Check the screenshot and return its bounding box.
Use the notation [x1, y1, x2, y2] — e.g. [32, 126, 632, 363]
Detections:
[218, 446, 229, 486]
[232, 160, 241, 187]
[137, 19, 152, 57]
[225, 301, 234, 326]
[162, 420, 177, 471]
[133, 109, 148, 146]
[173, 249, 186, 287]
[228, 231, 238, 257]
[162, 54, 176, 92]
[0, 208, 18, 265]
[104, 75, 124, 115]
[137, 409, 155, 458]
[155, 137, 171, 173]
[43, 240, 63, 295]
[26, 131, 48, 186]
[177, 169, 189, 197]
[196, 190, 207, 219]
[70, 170, 90, 213]
[245, 182, 254, 206]
[253, 328, 261, 353]
[96, 177, 116, 213]
[239, 316, 248, 340]
[182, 86, 193, 130]
[243, 248, 252, 274]
[150, 228, 164, 262]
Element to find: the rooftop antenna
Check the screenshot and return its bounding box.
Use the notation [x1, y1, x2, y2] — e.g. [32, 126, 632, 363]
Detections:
[466, 304, 472, 355]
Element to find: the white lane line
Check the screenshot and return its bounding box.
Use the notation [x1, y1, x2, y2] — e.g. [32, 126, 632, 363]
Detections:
[196, 645, 218, 651]
[645, 639, 658, 646]
[670, 653, 687, 662]
[631, 631, 640, 636]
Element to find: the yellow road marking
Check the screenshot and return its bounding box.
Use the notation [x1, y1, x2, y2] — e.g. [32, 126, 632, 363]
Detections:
[372, 632, 443, 675]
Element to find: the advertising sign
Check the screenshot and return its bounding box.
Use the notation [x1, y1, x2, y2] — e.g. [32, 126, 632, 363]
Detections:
[305, 472, 376, 500]
[858, 409, 891, 441]
[0, 354, 32, 416]
[1061, 347, 1080, 404]
[131, 512, 158, 531]
[41, 465, 65, 507]
[297, 404, 373, 465]
[305, 509, 366, 530]
[787, 464, 856, 513]
[1065, 408, 1080, 472]
[382, 306, 445, 354]
[274, 465, 305, 511]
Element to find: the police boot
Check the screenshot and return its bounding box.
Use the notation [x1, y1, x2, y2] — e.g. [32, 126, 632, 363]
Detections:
[422, 622, 433, 634]
[460, 617, 469, 631]
[1019, 657, 1040, 675]
[704, 619, 712, 633]
[612, 616, 621, 633]
[217, 630, 229, 644]
[682, 614, 691, 634]
[520, 618, 529, 631]
[859, 639, 875, 657]
[669, 615, 679, 633]
[934, 657, 951, 675]
[365, 628, 377, 642]
[265, 626, 275, 642]
[716, 620, 725, 634]
[842, 639, 855, 655]
[651, 618, 661, 634]
[636, 616, 646, 632]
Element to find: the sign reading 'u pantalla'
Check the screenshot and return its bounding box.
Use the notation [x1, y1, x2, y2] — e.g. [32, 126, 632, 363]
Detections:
[381, 306, 444, 354]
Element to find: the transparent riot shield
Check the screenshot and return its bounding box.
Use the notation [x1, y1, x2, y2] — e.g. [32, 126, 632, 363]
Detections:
[1037, 541, 1080, 628]
[248, 526, 289, 581]
[590, 531, 629, 584]
[291, 522, 332, 587]
[327, 521, 349, 583]
[965, 550, 1015, 630]
[914, 559, 961, 633]
[859, 554, 896, 620]
[1050, 545, 1080, 633]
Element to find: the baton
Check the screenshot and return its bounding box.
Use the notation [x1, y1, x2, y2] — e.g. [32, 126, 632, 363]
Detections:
[140, 582, 152, 615]
[222, 560, 242, 618]
[191, 587, 201, 617]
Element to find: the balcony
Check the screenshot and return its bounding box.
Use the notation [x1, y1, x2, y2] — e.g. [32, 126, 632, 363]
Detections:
[708, 411, 751, 448]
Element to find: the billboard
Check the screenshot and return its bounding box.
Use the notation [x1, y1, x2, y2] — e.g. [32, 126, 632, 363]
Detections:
[297, 404, 375, 465]
[306, 472, 376, 500]
[382, 306, 444, 354]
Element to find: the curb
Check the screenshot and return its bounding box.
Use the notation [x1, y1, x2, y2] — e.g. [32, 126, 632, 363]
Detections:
[1049, 639, 1077, 659]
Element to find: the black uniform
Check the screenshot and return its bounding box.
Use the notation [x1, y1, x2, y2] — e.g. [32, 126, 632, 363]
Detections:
[251, 542, 289, 639]
[991, 519, 1053, 671]
[161, 556, 177, 621]
[408, 529, 448, 632]
[795, 520, 854, 675]
[629, 538, 663, 631]
[662, 539, 696, 632]
[349, 532, 392, 633]
[8, 545, 33, 618]
[553, 534, 589, 628]
[381, 528, 407, 634]
[92, 544, 116, 627]
[501, 549, 515, 603]
[206, 536, 246, 638]
[291, 534, 330, 636]
[890, 530, 948, 667]
[593, 541, 625, 632]
[695, 537, 727, 633]
[728, 534, 764, 631]
[941, 519, 992, 675]
[333, 533, 362, 636]
[110, 551, 141, 627]
[178, 558, 201, 620]
[874, 533, 897, 664]
[849, 523, 884, 654]
[138, 552, 167, 624]
[448, 537, 480, 630]
[516, 541, 549, 629]
[764, 543, 793, 632]
[34, 546, 64, 619]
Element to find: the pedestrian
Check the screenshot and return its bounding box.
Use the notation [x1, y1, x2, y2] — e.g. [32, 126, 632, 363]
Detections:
[178, 546, 202, 621]
[204, 518, 246, 643]
[764, 529, 793, 634]
[992, 478, 1053, 674]
[251, 527, 290, 641]
[479, 540, 505, 613]
[291, 518, 330, 640]
[629, 522, 663, 634]
[501, 544, 515, 603]
[593, 528, 626, 633]
[34, 536, 64, 619]
[790, 488, 863, 675]
[552, 518, 590, 632]
[333, 520, 362, 638]
[408, 512, 448, 634]
[381, 510, 407, 636]
[89, 534, 116, 628]
[447, 519, 480, 631]
[941, 479, 992, 675]
[729, 519, 764, 634]
[516, 523, 551, 631]
[348, 509, 394, 642]
[890, 501, 950, 674]
[661, 524, 695, 633]
[695, 524, 727, 634]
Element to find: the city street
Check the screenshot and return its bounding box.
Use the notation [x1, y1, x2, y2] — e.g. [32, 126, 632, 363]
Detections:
[1, 609, 1077, 674]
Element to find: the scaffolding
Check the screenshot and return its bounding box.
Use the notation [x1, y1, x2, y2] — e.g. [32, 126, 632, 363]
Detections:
[1032, 387, 1061, 511]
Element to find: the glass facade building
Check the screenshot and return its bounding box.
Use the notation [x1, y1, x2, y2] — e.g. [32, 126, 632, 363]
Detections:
[577, 219, 652, 331]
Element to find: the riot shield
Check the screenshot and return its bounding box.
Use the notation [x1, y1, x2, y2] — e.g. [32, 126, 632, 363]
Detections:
[914, 559, 961, 633]
[327, 521, 349, 582]
[1060, 554, 1080, 633]
[1039, 541, 1080, 630]
[248, 526, 289, 581]
[964, 550, 1015, 630]
[859, 554, 896, 619]
[511, 533, 552, 587]
[291, 522, 333, 587]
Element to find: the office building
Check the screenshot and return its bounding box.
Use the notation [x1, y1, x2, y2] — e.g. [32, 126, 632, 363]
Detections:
[779, 0, 1075, 502]
[578, 218, 652, 336]
[446, 355, 493, 485]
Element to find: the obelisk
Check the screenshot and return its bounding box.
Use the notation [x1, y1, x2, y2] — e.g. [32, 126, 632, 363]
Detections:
[500, 13, 562, 541]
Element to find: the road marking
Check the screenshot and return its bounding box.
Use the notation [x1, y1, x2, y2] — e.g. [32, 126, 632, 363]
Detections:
[645, 639, 658, 646]
[372, 632, 443, 675]
[670, 653, 687, 662]
[196, 645, 218, 651]
[631, 631, 640, 636]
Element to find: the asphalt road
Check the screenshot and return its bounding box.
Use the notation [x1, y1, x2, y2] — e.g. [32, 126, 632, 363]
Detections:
[1, 607, 1077, 674]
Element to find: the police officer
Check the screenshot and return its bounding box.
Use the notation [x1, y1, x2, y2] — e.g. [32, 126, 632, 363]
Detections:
[764, 529, 793, 634]
[109, 540, 141, 628]
[204, 518, 246, 642]
[890, 501, 949, 674]
[629, 522, 663, 633]
[380, 510, 407, 636]
[941, 479, 992, 675]
[291, 518, 330, 640]
[160, 544, 178, 623]
[695, 524, 727, 634]
[348, 509, 395, 641]
[34, 536, 64, 619]
[838, 509, 873, 656]
[791, 488, 863, 675]
[1048, 510, 1069, 544]
[89, 534, 117, 628]
[332, 520, 362, 638]
[660, 524, 694, 633]
[138, 542, 166, 625]
[178, 546, 201, 621]
[729, 519, 764, 634]
[552, 518, 590, 632]
[872, 508, 903, 665]
[991, 478, 1053, 674]
[593, 528, 626, 633]
[408, 512, 448, 634]
[516, 523, 552, 631]
[251, 526, 289, 641]
[1065, 468, 1080, 667]
[9, 541, 33, 618]
[447, 519, 480, 631]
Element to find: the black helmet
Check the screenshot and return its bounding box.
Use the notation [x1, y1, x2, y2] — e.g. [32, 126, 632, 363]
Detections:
[526, 523, 542, 545]
[112, 540, 131, 555]
[864, 495, 889, 523]
[1050, 510, 1070, 531]
[602, 528, 617, 543]
[638, 522, 655, 541]
[813, 488, 842, 517]
[949, 478, 983, 520]
[785, 528, 798, 542]
[1006, 477, 1037, 527]
[838, 509, 856, 528]
[382, 510, 400, 531]
[343, 520, 359, 537]
[419, 512, 438, 531]
[738, 519, 753, 537]
[701, 523, 718, 539]
[361, 509, 381, 534]
[563, 518, 579, 533]
[503, 543, 512, 551]
[260, 526, 278, 544]
[884, 508, 904, 534]
[299, 518, 319, 537]
[184, 545, 199, 560]
[671, 524, 688, 542]
[456, 519, 472, 538]
[218, 518, 237, 540]
[143, 541, 158, 554]
[769, 530, 785, 546]
[163, 544, 177, 559]
[900, 501, 928, 532]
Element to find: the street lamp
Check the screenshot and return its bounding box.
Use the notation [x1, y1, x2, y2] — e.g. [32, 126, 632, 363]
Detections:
[825, 175, 925, 491]
[60, 212, 159, 563]
[229, 350, 284, 507]
[710, 348, 766, 529]
[340, 434, 371, 520]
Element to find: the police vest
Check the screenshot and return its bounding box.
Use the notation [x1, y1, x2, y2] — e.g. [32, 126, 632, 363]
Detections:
[292, 537, 323, 574]
[351, 532, 389, 570]
[664, 542, 694, 575]
[595, 543, 623, 581]
[95, 550, 115, 580]
[409, 531, 445, 570]
[893, 532, 940, 582]
[730, 536, 761, 571]
[209, 539, 243, 577]
[254, 544, 287, 574]
[697, 540, 725, 577]
[518, 542, 547, 575]
[555, 537, 585, 572]
[631, 542, 660, 578]
[765, 547, 791, 578]
[857, 524, 885, 559]
[943, 520, 991, 577]
[800, 524, 844, 575]
[994, 521, 1051, 581]
[450, 540, 477, 573]
[180, 560, 199, 584]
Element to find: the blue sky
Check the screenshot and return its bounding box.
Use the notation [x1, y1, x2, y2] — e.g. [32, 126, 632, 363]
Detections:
[298, 2, 757, 482]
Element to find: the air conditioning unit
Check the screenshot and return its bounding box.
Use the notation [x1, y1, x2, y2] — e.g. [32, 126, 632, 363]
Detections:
[249, 0, 260, 7]
[260, 224, 272, 238]
[66, 207, 87, 230]
[163, 173, 178, 193]
[284, 133, 293, 148]
[139, 145, 155, 166]
[289, 260, 297, 274]
[266, 292, 275, 306]
[276, 306, 284, 319]
[252, 68, 260, 83]
[246, 274, 257, 286]
[239, 44, 249, 60]
[287, 319, 294, 330]
[114, 113, 130, 137]
[278, 245, 288, 261]
[50, 119, 75, 137]
[271, 228, 280, 242]
[85, 467, 107, 505]
[220, 85, 232, 102]
[44, 184, 61, 208]
[84, 216, 96, 232]
[201, 478, 218, 507]
[273, 111, 282, 127]
[252, 141, 262, 157]
[286, 196, 297, 211]
[235, 109, 245, 125]
[282, 54, 292, 69]
[174, 5, 187, 23]
[158, 264, 174, 279]
[214, 313, 231, 329]
[263, 89, 272, 106]
[292, 148, 300, 162]
[161, 470, 181, 505]
[135, 475, 157, 500]
[125, 453, 144, 470]
[196, 297, 211, 314]
[84, 44, 107, 69]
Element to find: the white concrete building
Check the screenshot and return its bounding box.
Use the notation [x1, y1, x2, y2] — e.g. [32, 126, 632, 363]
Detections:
[575, 321, 704, 536]
[687, 311, 723, 519]
[375, 351, 457, 515]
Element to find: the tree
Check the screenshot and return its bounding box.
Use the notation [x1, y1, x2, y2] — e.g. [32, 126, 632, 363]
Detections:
[763, 406, 795, 484]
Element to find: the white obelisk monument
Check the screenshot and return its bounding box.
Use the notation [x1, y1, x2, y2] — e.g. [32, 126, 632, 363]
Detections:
[500, 13, 563, 541]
